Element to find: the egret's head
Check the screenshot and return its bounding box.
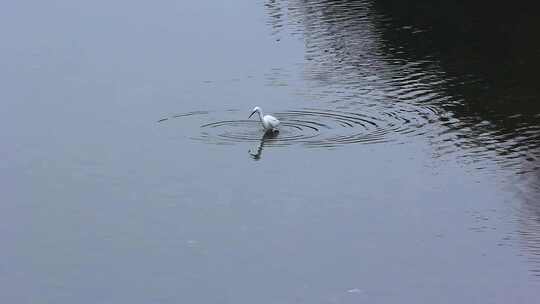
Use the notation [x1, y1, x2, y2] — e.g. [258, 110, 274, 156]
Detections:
[249, 106, 261, 118]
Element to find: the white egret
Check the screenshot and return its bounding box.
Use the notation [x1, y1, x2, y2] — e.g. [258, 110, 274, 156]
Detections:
[249, 106, 280, 132]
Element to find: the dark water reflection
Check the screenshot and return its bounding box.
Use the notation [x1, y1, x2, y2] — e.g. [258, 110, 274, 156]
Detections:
[372, 0, 540, 171]
[266, 0, 540, 166]
[265, 0, 540, 278]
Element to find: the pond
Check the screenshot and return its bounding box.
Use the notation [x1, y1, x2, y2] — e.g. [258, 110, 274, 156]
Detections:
[2, 0, 539, 303]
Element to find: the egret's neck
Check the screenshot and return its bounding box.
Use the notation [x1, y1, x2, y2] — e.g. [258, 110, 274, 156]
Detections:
[256, 110, 264, 121]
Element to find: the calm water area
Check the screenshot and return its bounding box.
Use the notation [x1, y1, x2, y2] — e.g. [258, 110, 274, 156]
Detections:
[2, 0, 540, 303]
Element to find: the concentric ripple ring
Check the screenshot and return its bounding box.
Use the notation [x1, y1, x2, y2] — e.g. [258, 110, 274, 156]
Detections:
[160, 106, 439, 148]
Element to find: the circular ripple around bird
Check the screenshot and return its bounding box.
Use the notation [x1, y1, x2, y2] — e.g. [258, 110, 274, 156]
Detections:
[184, 106, 438, 148]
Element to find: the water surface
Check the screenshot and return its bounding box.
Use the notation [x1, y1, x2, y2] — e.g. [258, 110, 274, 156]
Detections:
[2, 0, 540, 303]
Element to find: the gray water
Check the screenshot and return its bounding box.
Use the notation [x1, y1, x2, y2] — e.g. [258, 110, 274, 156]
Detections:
[2, 0, 540, 303]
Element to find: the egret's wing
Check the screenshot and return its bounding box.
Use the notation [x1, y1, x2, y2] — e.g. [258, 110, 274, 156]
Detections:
[268, 116, 280, 128]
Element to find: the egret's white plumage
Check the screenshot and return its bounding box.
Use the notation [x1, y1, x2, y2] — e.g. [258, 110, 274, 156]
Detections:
[249, 106, 280, 132]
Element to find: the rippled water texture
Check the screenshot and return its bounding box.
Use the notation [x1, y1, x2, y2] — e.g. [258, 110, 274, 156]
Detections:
[265, 0, 540, 167]
[160, 103, 438, 147]
[154, 0, 540, 283]
[266, 0, 540, 280]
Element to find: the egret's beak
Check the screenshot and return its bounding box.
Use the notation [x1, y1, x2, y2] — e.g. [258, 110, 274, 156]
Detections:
[249, 111, 256, 118]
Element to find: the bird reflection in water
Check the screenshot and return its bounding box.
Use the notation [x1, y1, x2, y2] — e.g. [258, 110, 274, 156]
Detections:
[249, 130, 279, 160]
